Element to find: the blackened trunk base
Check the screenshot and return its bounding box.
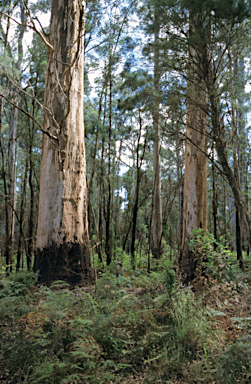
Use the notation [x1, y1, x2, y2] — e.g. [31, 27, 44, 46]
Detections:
[33, 242, 94, 286]
[179, 249, 197, 285]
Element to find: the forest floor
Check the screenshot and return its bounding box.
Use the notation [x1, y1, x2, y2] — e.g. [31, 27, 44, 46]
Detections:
[1, 249, 251, 383]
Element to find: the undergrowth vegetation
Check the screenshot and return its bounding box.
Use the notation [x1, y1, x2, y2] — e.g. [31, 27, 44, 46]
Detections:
[1, 232, 251, 383]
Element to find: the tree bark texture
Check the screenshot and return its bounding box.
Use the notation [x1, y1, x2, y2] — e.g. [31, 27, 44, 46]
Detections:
[34, 0, 93, 286]
[179, 53, 208, 283]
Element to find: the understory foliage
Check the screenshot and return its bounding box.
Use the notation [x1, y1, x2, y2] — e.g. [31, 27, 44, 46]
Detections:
[1, 236, 251, 383]
[189, 228, 235, 284]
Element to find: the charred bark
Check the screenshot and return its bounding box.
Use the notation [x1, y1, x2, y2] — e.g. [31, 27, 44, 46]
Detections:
[34, 241, 92, 286]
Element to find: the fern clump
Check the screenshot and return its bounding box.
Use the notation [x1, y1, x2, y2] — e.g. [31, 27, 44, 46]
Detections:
[3, 253, 246, 384]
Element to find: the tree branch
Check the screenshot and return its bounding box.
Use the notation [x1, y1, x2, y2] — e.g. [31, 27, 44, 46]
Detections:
[0, 10, 54, 51]
[0, 94, 58, 142]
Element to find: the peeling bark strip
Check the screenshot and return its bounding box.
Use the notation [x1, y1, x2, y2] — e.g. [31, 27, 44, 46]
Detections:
[34, 0, 93, 285]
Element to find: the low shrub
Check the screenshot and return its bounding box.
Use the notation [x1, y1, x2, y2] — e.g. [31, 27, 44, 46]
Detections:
[216, 335, 251, 384]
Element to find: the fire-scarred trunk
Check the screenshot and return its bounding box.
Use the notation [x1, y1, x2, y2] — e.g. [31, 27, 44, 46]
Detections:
[34, 0, 93, 286]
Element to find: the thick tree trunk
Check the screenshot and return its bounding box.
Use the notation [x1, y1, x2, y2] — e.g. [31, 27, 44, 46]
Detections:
[179, 11, 209, 283]
[34, 0, 93, 286]
[179, 64, 208, 283]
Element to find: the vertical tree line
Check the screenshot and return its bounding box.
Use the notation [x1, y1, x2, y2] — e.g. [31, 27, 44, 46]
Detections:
[0, 0, 251, 284]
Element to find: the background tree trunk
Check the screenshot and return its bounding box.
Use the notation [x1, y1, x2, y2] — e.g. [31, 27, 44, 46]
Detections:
[16, 159, 28, 271]
[5, 1, 26, 271]
[6, 105, 17, 271]
[152, 19, 162, 259]
[212, 143, 218, 248]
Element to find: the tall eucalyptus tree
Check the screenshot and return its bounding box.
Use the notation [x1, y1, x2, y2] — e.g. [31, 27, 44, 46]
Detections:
[34, 0, 93, 285]
[180, 8, 209, 283]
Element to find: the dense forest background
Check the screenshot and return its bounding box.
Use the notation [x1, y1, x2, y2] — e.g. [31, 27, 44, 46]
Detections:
[1, 0, 251, 383]
[0, 0, 251, 271]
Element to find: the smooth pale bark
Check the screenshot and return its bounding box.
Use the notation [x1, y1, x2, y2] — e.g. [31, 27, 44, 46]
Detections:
[152, 27, 162, 259]
[179, 78, 208, 283]
[34, 0, 93, 285]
